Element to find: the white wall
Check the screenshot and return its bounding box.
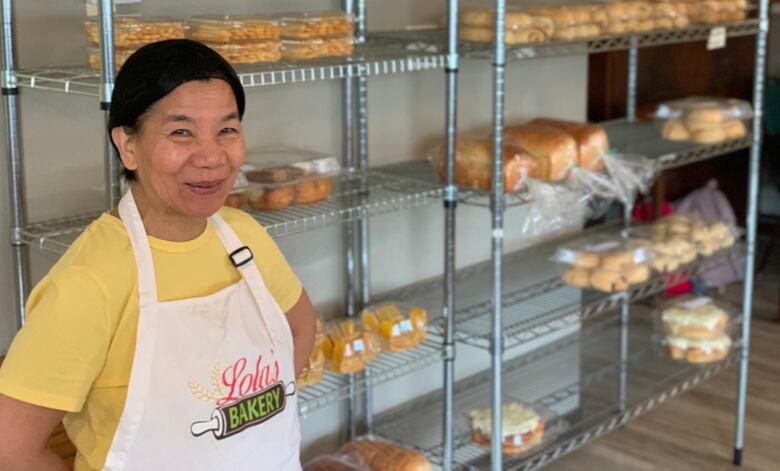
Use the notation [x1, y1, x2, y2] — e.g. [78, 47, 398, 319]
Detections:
[0, 0, 588, 462]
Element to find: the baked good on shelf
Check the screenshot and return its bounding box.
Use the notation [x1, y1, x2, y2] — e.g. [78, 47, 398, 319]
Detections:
[590, 268, 630, 293]
[528, 118, 609, 171]
[662, 298, 729, 339]
[207, 41, 282, 64]
[459, 26, 547, 44]
[246, 186, 294, 211]
[298, 317, 326, 389]
[623, 264, 650, 284]
[190, 15, 281, 43]
[84, 17, 186, 48]
[562, 267, 592, 287]
[601, 250, 639, 271]
[341, 437, 431, 471]
[666, 333, 732, 363]
[432, 137, 542, 192]
[661, 119, 690, 141]
[321, 320, 381, 374]
[361, 303, 428, 352]
[224, 192, 246, 208]
[690, 126, 726, 144]
[294, 178, 332, 204]
[651, 256, 680, 273]
[469, 402, 545, 455]
[722, 119, 747, 139]
[503, 124, 578, 181]
[279, 12, 354, 39]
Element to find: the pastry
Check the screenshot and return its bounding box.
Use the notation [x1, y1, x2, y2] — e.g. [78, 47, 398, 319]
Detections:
[685, 107, 725, 126]
[722, 119, 747, 139]
[361, 304, 428, 352]
[294, 178, 332, 204]
[503, 124, 578, 181]
[190, 15, 281, 43]
[661, 119, 690, 141]
[652, 256, 680, 273]
[562, 267, 592, 287]
[623, 264, 650, 284]
[208, 41, 282, 64]
[247, 186, 295, 211]
[590, 268, 629, 293]
[341, 437, 431, 471]
[224, 192, 246, 208]
[84, 17, 186, 48]
[528, 118, 609, 171]
[280, 12, 354, 39]
[469, 403, 545, 455]
[321, 320, 381, 374]
[666, 334, 732, 364]
[432, 137, 542, 192]
[459, 26, 547, 44]
[662, 298, 729, 339]
[601, 250, 638, 270]
[691, 127, 726, 144]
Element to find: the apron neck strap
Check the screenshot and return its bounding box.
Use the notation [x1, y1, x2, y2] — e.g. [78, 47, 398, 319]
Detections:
[118, 188, 159, 307]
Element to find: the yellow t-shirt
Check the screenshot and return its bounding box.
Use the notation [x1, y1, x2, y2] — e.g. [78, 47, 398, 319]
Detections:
[0, 207, 302, 471]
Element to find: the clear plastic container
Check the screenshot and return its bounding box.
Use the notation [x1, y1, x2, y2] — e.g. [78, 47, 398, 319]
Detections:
[655, 97, 753, 144]
[240, 147, 341, 211]
[321, 319, 381, 375]
[279, 11, 355, 39]
[468, 401, 554, 455]
[206, 40, 282, 64]
[656, 295, 733, 339]
[663, 332, 733, 364]
[280, 36, 354, 60]
[629, 224, 699, 273]
[458, 7, 554, 44]
[555, 235, 652, 293]
[84, 16, 186, 48]
[651, 0, 692, 30]
[651, 213, 740, 256]
[87, 46, 135, 71]
[689, 0, 750, 25]
[360, 303, 428, 353]
[189, 15, 280, 43]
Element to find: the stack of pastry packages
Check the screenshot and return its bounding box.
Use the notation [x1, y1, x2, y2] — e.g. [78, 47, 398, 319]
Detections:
[656, 97, 753, 144]
[657, 295, 734, 364]
[189, 15, 283, 64]
[457, 0, 752, 46]
[85, 17, 187, 69]
[278, 12, 355, 60]
[556, 235, 652, 293]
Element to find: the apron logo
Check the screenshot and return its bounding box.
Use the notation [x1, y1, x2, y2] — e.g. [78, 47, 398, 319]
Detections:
[188, 352, 296, 440]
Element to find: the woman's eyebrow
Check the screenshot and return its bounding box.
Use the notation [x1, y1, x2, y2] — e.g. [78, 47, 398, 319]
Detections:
[222, 112, 239, 122]
[163, 114, 193, 124]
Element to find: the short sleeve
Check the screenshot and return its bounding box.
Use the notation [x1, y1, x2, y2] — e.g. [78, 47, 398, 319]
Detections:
[0, 266, 112, 412]
[248, 227, 303, 314]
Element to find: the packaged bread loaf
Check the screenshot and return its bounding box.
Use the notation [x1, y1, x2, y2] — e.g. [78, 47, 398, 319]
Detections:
[503, 124, 578, 181]
[431, 137, 544, 192]
[528, 118, 609, 171]
[629, 224, 698, 272]
[297, 318, 326, 389]
[656, 97, 753, 144]
[360, 303, 428, 353]
[321, 320, 381, 374]
[189, 15, 281, 43]
[84, 17, 186, 48]
[341, 437, 431, 471]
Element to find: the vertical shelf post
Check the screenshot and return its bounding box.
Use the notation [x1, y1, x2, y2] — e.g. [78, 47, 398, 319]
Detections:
[97, 0, 120, 208]
[733, 0, 769, 464]
[626, 36, 638, 123]
[442, 0, 459, 468]
[1, 0, 28, 329]
[490, 1, 507, 470]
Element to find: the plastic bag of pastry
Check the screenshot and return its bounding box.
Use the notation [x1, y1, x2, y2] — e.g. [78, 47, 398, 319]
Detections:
[303, 452, 370, 471]
[520, 178, 583, 238]
[321, 319, 381, 375]
[503, 123, 577, 181]
[340, 436, 432, 471]
[279, 11, 355, 39]
[602, 151, 659, 205]
[655, 295, 734, 340]
[429, 136, 542, 193]
[360, 303, 428, 353]
[84, 16, 186, 48]
[458, 7, 553, 44]
[242, 146, 340, 211]
[655, 97, 753, 144]
[468, 401, 552, 456]
[651, 212, 740, 256]
[297, 317, 326, 389]
[628, 224, 698, 272]
[663, 332, 733, 364]
[189, 15, 281, 43]
[554, 234, 652, 292]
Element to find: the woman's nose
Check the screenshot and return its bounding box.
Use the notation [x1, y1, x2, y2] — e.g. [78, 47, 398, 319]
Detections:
[192, 139, 227, 167]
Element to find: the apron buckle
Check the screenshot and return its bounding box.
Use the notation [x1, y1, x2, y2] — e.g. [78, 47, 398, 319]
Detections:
[229, 246, 254, 268]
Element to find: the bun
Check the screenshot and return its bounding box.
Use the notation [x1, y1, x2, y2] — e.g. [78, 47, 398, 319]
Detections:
[294, 178, 332, 204]
[590, 269, 629, 293]
[691, 127, 726, 144]
[224, 192, 246, 208]
[722, 119, 747, 139]
[341, 438, 431, 471]
[562, 267, 592, 287]
[661, 119, 690, 141]
[623, 264, 649, 284]
[601, 251, 636, 270]
[247, 186, 294, 211]
[528, 118, 609, 171]
[503, 124, 577, 181]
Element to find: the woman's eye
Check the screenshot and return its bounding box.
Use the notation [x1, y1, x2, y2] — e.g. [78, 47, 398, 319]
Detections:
[171, 129, 192, 137]
[220, 127, 239, 135]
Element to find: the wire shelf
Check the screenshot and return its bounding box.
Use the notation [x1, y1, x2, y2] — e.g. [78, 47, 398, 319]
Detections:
[373, 314, 739, 470]
[299, 334, 444, 417]
[604, 121, 752, 170]
[15, 33, 445, 96]
[18, 167, 443, 255]
[459, 20, 759, 61]
[376, 223, 744, 352]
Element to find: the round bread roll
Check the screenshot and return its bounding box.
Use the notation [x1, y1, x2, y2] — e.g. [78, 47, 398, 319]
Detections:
[553, 28, 576, 41]
[623, 264, 650, 284]
[685, 107, 725, 125]
[531, 16, 555, 36]
[590, 269, 629, 293]
[471, 423, 544, 455]
[601, 251, 636, 270]
[691, 127, 726, 144]
[655, 18, 674, 30]
[672, 15, 690, 29]
[698, 241, 720, 256]
[679, 246, 697, 264]
[591, 9, 609, 26]
[506, 10, 534, 29]
[224, 192, 246, 208]
[573, 252, 601, 269]
[624, 19, 642, 32]
[606, 22, 627, 34]
[458, 26, 494, 43]
[666, 334, 732, 364]
[562, 267, 592, 287]
[652, 256, 679, 273]
[294, 178, 332, 204]
[722, 119, 747, 139]
[638, 19, 656, 31]
[247, 185, 294, 211]
[661, 119, 690, 141]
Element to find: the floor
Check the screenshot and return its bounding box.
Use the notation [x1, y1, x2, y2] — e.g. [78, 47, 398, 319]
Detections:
[8, 266, 780, 470]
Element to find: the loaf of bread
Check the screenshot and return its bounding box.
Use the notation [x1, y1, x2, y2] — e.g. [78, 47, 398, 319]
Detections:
[304, 453, 369, 471]
[503, 124, 577, 181]
[341, 437, 431, 471]
[432, 137, 543, 192]
[528, 118, 609, 171]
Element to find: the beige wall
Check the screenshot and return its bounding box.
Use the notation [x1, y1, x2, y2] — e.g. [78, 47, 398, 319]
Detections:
[1, 0, 588, 461]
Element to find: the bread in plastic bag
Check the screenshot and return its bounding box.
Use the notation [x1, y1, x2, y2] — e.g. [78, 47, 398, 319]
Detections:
[602, 151, 659, 205]
[303, 452, 370, 471]
[340, 436, 431, 471]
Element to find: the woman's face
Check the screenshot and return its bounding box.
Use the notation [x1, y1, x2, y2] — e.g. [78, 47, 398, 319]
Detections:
[114, 79, 245, 219]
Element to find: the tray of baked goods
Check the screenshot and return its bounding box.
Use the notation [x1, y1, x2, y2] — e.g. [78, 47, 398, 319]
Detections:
[373, 311, 739, 469]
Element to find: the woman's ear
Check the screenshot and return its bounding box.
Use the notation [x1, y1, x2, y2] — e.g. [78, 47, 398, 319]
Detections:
[111, 127, 138, 172]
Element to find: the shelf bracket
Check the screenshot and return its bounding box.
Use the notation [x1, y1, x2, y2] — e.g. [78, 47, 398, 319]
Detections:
[443, 342, 456, 361]
[1, 69, 16, 89]
[9, 227, 21, 246]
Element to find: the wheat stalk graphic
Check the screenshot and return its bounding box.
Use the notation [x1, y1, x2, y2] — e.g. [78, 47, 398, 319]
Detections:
[187, 364, 226, 403]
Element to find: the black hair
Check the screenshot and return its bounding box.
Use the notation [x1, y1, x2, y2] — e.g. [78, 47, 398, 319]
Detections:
[108, 39, 246, 181]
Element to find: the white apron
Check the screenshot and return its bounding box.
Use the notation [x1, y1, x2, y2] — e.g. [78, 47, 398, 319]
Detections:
[102, 189, 301, 471]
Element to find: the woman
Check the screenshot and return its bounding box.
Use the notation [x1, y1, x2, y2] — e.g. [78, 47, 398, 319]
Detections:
[0, 39, 316, 470]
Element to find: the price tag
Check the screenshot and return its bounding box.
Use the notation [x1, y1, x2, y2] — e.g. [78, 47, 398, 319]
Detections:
[681, 296, 712, 309]
[707, 27, 727, 50]
[399, 319, 413, 333]
[353, 339, 365, 352]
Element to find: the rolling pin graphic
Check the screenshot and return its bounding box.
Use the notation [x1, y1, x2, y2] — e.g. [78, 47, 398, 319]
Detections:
[191, 381, 295, 439]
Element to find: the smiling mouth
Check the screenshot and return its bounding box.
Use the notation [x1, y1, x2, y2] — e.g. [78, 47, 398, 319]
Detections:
[185, 180, 224, 195]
